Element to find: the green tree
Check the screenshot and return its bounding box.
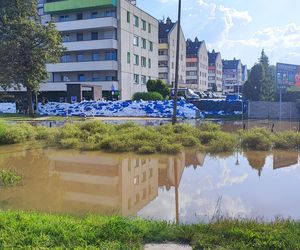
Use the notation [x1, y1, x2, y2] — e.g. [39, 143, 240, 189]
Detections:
[259, 50, 276, 101]
[0, 0, 64, 116]
[243, 63, 264, 101]
[146, 79, 170, 98]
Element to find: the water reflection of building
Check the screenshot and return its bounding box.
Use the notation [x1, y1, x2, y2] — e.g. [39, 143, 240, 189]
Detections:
[273, 151, 298, 170]
[244, 151, 299, 176]
[244, 151, 268, 177]
[47, 150, 206, 217]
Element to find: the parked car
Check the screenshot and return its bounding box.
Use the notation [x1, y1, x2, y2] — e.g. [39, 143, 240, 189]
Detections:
[226, 94, 242, 101]
[171, 88, 200, 100]
[194, 91, 206, 99]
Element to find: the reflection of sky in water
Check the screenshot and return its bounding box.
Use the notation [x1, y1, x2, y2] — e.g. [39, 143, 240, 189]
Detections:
[139, 153, 300, 223]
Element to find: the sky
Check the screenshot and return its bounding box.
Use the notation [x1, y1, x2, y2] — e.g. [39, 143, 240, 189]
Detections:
[137, 0, 300, 67]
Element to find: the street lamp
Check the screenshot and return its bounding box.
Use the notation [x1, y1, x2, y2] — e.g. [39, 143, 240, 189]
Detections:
[172, 0, 182, 125]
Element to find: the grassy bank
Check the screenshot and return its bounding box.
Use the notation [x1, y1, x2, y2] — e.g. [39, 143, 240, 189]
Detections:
[0, 113, 85, 122]
[0, 211, 299, 249]
[0, 121, 300, 154]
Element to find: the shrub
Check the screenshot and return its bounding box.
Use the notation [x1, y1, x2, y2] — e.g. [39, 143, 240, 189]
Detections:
[198, 122, 221, 132]
[58, 124, 82, 140]
[35, 126, 58, 140]
[146, 79, 170, 98]
[198, 131, 220, 145]
[161, 143, 183, 154]
[132, 92, 163, 101]
[208, 133, 237, 153]
[241, 128, 272, 151]
[59, 138, 81, 149]
[138, 146, 157, 154]
[0, 123, 36, 144]
[0, 170, 21, 187]
[273, 131, 300, 149]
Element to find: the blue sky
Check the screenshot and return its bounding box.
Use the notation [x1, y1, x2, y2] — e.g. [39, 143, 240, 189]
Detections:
[137, 0, 300, 67]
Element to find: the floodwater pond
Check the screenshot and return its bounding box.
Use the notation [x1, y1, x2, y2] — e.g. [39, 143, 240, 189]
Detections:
[1, 145, 300, 224]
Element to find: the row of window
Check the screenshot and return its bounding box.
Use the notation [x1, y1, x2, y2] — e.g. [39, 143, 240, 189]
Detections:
[60, 51, 117, 63]
[127, 11, 152, 33]
[58, 74, 117, 82]
[58, 9, 116, 22]
[63, 31, 115, 42]
[127, 52, 152, 68]
[133, 74, 148, 85]
[133, 36, 153, 51]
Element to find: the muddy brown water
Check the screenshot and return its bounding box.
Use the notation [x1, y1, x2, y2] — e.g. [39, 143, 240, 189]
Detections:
[1, 144, 300, 223]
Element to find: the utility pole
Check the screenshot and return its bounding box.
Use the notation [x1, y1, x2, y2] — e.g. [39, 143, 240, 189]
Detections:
[172, 0, 182, 125]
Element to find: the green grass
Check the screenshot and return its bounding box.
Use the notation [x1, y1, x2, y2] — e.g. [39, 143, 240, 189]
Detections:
[0, 211, 299, 249]
[1, 121, 300, 154]
[0, 170, 21, 187]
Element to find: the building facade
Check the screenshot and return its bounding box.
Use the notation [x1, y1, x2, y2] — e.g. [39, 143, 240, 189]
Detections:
[222, 59, 242, 94]
[38, 0, 158, 101]
[185, 38, 208, 91]
[158, 17, 186, 87]
[242, 64, 248, 83]
[208, 50, 222, 92]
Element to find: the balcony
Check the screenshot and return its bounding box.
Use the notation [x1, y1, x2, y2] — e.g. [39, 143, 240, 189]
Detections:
[46, 60, 118, 72]
[44, 0, 117, 14]
[40, 81, 119, 91]
[63, 39, 118, 52]
[55, 17, 117, 32]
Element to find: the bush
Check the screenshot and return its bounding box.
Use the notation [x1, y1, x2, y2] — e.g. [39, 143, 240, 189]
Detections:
[132, 92, 163, 101]
[146, 79, 170, 98]
[138, 145, 157, 154]
[0, 170, 21, 187]
[35, 126, 58, 141]
[241, 128, 272, 151]
[161, 143, 183, 154]
[208, 133, 237, 153]
[273, 131, 300, 149]
[0, 123, 36, 144]
[59, 138, 81, 149]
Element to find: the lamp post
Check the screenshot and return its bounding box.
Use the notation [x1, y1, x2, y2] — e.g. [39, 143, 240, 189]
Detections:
[172, 0, 182, 125]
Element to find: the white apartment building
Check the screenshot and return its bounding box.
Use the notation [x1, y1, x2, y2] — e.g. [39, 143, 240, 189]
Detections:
[158, 17, 186, 87]
[222, 59, 242, 94]
[208, 50, 222, 92]
[186, 38, 208, 91]
[37, 0, 158, 101]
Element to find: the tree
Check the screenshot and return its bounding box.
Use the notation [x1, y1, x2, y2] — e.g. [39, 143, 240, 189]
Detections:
[243, 63, 264, 101]
[146, 79, 170, 98]
[0, 0, 64, 116]
[259, 50, 276, 101]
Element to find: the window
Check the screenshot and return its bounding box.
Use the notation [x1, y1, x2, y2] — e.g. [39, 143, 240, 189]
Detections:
[60, 54, 71, 63]
[134, 74, 139, 84]
[76, 54, 84, 62]
[91, 12, 98, 19]
[92, 73, 101, 81]
[141, 38, 146, 49]
[134, 54, 139, 65]
[141, 75, 147, 85]
[62, 34, 70, 42]
[91, 32, 98, 40]
[76, 33, 83, 41]
[127, 11, 130, 23]
[141, 56, 146, 67]
[142, 19, 146, 30]
[60, 75, 70, 82]
[148, 23, 151, 33]
[105, 51, 117, 60]
[133, 36, 139, 46]
[134, 15, 139, 27]
[148, 58, 151, 68]
[78, 74, 85, 82]
[92, 53, 100, 61]
[127, 52, 130, 64]
[59, 15, 69, 22]
[76, 13, 83, 20]
[149, 41, 153, 51]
